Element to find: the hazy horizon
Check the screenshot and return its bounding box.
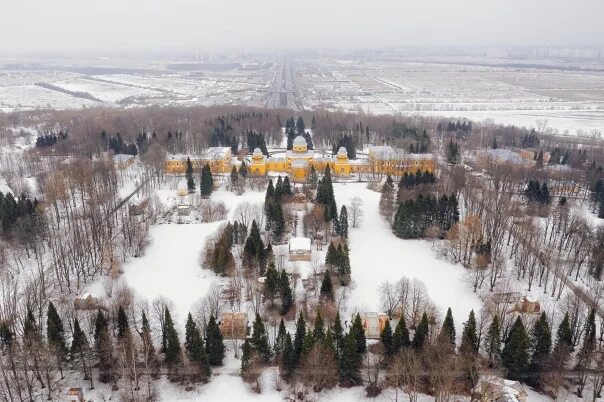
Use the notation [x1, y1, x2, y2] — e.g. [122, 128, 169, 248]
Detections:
[2, 0, 604, 55]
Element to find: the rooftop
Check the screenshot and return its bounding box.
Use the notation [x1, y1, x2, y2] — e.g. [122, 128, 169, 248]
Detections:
[289, 237, 311, 251]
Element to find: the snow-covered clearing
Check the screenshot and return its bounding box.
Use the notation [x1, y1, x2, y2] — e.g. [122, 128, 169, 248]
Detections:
[87, 187, 266, 328]
[333, 182, 482, 326]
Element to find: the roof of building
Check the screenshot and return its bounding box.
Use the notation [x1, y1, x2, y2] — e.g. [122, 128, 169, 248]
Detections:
[337, 147, 347, 156]
[289, 237, 311, 252]
[479, 149, 532, 165]
[293, 135, 307, 147]
[286, 150, 315, 159]
[253, 148, 263, 156]
[291, 159, 309, 168]
[114, 154, 134, 163]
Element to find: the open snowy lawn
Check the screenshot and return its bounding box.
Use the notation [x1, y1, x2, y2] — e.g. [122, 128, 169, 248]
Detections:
[333, 182, 482, 325]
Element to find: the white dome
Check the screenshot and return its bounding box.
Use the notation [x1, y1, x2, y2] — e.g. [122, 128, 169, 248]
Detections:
[293, 136, 307, 146]
[253, 147, 262, 155]
[337, 147, 347, 155]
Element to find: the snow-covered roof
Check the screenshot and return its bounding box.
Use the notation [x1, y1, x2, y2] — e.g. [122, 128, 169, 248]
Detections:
[337, 147, 347, 155]
[368, 145, 396, 160]
[293, 135, 307, 146]
[291, 159, 309, 168]
[114, 154, 134, 163]
[289, 237, 311, 252]
[253, 147, 262, 156]
[286, 150, 314, 158]
[479, 149, 531, 165]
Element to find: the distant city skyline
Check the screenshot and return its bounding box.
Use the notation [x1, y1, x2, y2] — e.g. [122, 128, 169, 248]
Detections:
[1, 0, 603, 54]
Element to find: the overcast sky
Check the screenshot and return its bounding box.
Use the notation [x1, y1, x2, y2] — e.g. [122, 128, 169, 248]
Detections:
[2, 0, 603, 54]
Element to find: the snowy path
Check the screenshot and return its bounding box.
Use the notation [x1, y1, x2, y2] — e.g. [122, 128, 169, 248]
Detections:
[333, 183, 482, 326]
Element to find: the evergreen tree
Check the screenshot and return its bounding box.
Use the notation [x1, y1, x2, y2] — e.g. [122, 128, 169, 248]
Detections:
[47, 302, 67, 359]
[70, 318, 88, 360]
[205, 315, 225, 366]
[339, 332, 362, 385]
[313, 312, 325, 341]
[283, 176, 292, 196]
[320, 271, 334, 300]
[412, 312, 430, 350]
[351, 313, 366, 355]
[553, 312, 573, 359]
[501, 317, 530, 380]
[281, 333, 295, 380]
[187, 318, 211, 380]
[164, 308, 181, 366]
[200, 164, 213, 197]
[309, 165, 318, 189]
[460, 310, 478, 355]
[485, 314, 501, 364]
[379, 175, 396, 219]
[239, 161, 248, 178]
[279, 270, 294, 315]
[94, 310, 116, 383]
[380, 319, 394, 357]
[317, 166, 337, 221]
[230, 165, 239, 191]
[293, 313, 306, 362]
[185, 313, 197, 354]
[117, 306, 129, 339]
[339, 205, 349, 238]
[241, 339, 253, 374]
[529, 312, 551, 384]
[440, 307, 456, 347]
[250, 313, 271, 363]
[274, 319, 287, 357]
[333, 311, 344, 357]
[393, 316, 411, 354]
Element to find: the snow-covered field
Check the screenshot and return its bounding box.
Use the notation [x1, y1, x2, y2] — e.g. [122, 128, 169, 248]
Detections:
[333, 183, 482, 326]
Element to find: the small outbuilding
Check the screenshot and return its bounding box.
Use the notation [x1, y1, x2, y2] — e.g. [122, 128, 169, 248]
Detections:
[74, 293, 100, 311]
[66, 387, 85, 402]
[289, 237, 311, 261]
[219, 312, 249, 339]
[360, 312, 393, 339]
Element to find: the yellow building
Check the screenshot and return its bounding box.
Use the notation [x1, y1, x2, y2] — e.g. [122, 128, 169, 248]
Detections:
[366, 145, 435, 176]
[164, 137, 435, 181]
[164, 147, 232, 174]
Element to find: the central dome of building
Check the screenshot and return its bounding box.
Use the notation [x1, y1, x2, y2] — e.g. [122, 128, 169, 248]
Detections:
[292, 135, 308, 152]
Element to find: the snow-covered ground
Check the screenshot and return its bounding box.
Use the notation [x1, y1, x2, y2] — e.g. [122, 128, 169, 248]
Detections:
[333, 183, 482, 326]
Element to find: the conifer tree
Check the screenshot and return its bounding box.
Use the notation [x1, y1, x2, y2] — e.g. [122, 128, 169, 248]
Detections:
[95, 310, 116, 383]
[239, 161, 248, 178]
[339, 205, 349, 238]
[183, 313, 210, 380]
[117, 306, 130, 339]
[339, 332, 362, 385]
[333, 311, 344, 357]
[200, 164, 213, 197]
[309, 165, 318, 189]
[241, 339, 253, 374]
[283, 176, 292, 196]
[230, 165, 238, 191]
[71, 318, 88, 359]
[186, 157, 195, 192]
[393, 316, 411, 353]
[313, 312, 325, 341]
[281, 333, 295, 380]
[274, 319, 287, 357]
[164, 308, 181, 367]
[440, 307, 456, 347]
[553, 312, 573, 360]
[485, 314, 501, 364]
[293, 313, 306, 362]
[205, 315, 225, 366]
[279, 270, 294, 315]
[529, 312, 551, 384]
[140, 312, 159, 377]
[380, 319, 394, 357]
[501, 317, 530, 380]
[351, 313, 366, 355]
[412, 312, 430, 351]
[320, 271, 334, 300]
[460, 310, 478, 355]
[71, 317, 91, 384]
[47, 301, 67, 359]
[302, 331, 315, 357]
[251, 313, 271, 363]
[379, 175, 396, 219]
